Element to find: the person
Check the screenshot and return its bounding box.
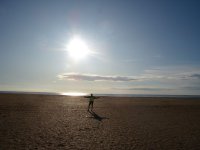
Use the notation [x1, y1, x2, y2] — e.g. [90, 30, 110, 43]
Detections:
[84, 93, 100, 111]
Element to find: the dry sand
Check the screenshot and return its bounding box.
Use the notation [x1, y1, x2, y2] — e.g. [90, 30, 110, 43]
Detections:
[0, 94, 200, 150]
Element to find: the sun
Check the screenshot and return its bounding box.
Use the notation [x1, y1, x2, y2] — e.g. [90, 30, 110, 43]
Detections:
[67, 37, 90, 61]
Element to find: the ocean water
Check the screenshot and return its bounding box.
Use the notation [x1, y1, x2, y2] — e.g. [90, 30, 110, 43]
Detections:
[0, 91, 200, 98]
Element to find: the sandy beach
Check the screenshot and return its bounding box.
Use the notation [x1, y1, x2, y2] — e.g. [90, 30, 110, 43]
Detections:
[0, 94, 200, 150]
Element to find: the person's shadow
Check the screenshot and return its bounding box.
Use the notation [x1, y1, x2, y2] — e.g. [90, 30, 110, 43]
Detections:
[88, 110, 109, 121]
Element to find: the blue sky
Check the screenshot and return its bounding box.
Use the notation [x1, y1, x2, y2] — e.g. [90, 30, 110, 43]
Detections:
[0, 0, 200, 95]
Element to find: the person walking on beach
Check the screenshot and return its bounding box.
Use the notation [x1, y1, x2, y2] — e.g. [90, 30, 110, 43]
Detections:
[84, 94, 100, 111]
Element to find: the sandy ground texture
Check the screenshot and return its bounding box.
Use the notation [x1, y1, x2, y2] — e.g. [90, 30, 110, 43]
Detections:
[0, 94, 200, 150]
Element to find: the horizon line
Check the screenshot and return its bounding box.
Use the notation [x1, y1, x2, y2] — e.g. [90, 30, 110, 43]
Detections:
[0, 91, 200, 98]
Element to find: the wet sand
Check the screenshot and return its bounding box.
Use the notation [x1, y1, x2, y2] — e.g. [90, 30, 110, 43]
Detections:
[0, 94, 200, 150]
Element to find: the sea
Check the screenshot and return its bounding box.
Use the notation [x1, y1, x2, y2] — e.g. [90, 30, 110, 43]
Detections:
[0, 91, 200, 98]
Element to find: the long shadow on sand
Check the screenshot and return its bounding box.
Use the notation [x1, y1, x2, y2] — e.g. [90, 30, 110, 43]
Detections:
[88, 110, 109, 121]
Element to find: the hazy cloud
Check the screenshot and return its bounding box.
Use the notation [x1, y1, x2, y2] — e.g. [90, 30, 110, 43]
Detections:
[190, 74, 200, 79]
[58, 73, 136, 82]
[58, 67, 200, 83]
[113, 87, 174, 91]
[142, 67, 200, 81]
[114, 86, 200, 91]
[181, 86, 200, 90]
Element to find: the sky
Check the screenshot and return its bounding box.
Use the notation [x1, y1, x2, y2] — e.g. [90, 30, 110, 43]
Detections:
[0, 0, 200, 95]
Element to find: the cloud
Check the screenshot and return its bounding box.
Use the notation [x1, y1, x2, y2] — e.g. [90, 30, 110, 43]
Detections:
[181, 86, 200, 90]
[58, 73, 136, 82]
[142, 67, 200, 81]
[113, 87, 174, 91]
[58, 72, 200, 83]
[127, 88, 173, 91]
[190, 74, 200, 79]
[58, 67, 200, 83]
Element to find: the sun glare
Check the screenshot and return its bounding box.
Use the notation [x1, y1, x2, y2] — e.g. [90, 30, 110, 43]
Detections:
[61, 92, 87, 96]
[67, 37, 90, 60]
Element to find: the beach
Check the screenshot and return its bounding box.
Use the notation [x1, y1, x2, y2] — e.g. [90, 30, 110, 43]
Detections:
[0, 94, 200, 150]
